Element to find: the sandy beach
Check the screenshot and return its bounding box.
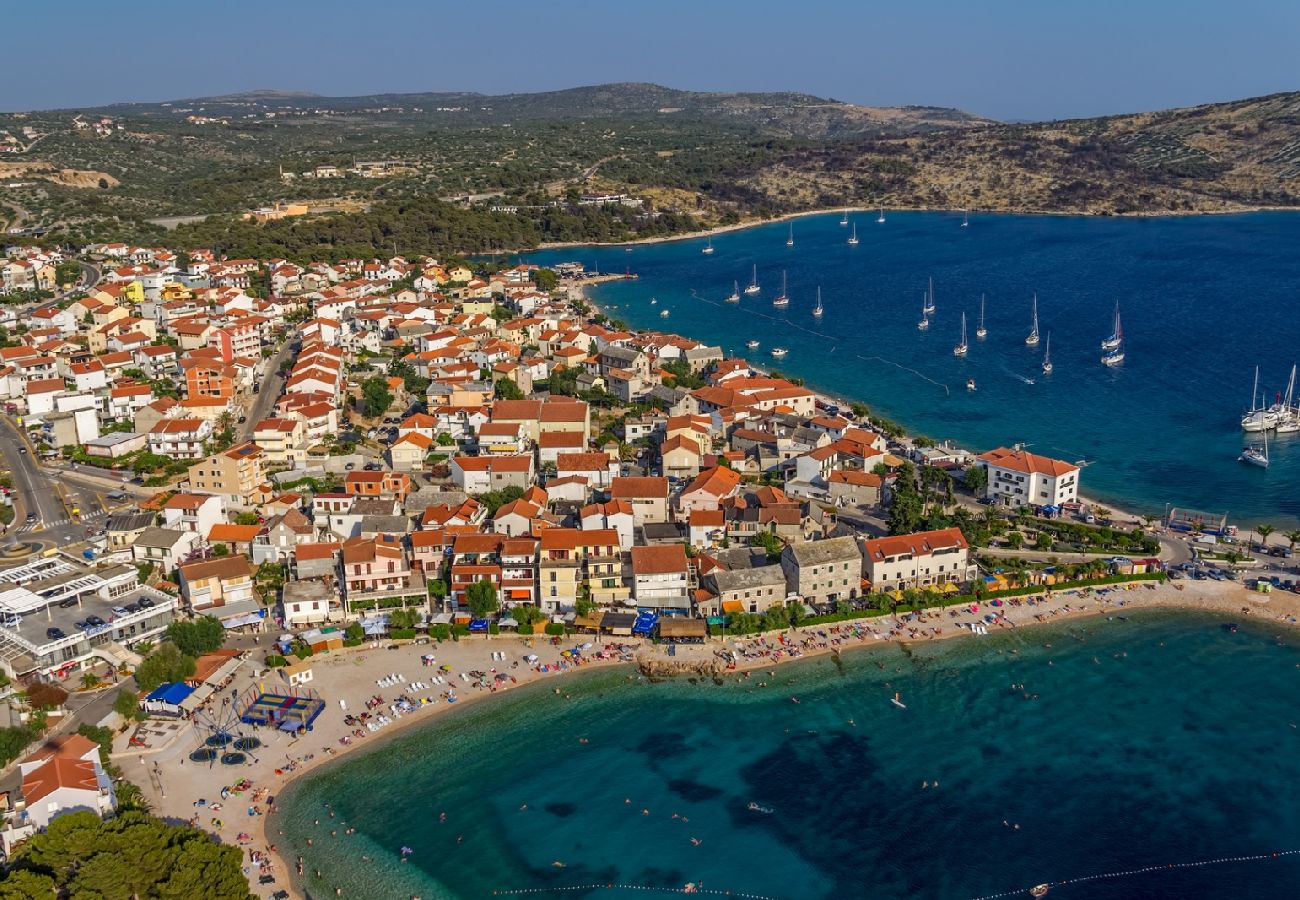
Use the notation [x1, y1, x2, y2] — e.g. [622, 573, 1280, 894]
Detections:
[122, 576, 1299, 899]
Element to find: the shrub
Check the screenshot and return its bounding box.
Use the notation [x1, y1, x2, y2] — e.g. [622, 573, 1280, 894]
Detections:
[431, 624, 451, 641]
[488, 623, 500, 635]
[451, 624, 471, 637]
[517, 623, 534, 636]
[292, 645, 313, 660]
[389, 628, 417, 640]
[265, 655, 287, 667]
[544, 623, 565, 636]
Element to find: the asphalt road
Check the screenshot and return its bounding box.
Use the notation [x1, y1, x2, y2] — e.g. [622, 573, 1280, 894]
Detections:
[0, 419, 110, 548]
[236, 336, 297, 442]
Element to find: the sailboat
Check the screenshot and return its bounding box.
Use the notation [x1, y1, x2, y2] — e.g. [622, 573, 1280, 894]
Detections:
[840, 210, 849, 226]
[772, 270, 789, 308]
[1042, 332, 1053, 374]
[975, 294, 988, 338]
[786, 223, 794, 247]
[847, 222, 859, 245]
[1101, 300, 1122, 350]
[702, 237, 714, 255]
[877, 205, 886, 224]
[1241, 365, 1276, 431]
[917, 293, 930, 330]
[923, 277, 936, 315]
[812, 286, 823, 318]
[953, 311, 968, 357]
[1101, 308, 1124, 366]
[961, 209, 969, 228]
[725, 280, 740, 303]
[1275, 364, 1299, 433]
[1025, 294, 1040, 347]
[743, 264, 761, 295]
[1240, 426, 1270, 468]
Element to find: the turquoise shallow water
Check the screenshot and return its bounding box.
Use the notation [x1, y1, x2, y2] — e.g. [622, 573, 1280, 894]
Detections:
[274, 613, 1300, 899]
[532, 212, 1300, 524]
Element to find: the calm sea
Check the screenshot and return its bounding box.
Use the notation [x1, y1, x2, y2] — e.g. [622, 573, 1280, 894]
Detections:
[273, 613, 1300, 899]
[530, 212, 1300, 525]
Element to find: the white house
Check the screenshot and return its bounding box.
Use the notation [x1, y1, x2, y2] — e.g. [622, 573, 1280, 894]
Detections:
[861, 527, 974, 593]
[17, 734, 115, 831]
[976, 447, 1080, 508]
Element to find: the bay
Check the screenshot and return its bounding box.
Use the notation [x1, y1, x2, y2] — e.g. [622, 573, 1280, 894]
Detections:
[532, 212, 1300, 525]
[273, 612, 1300, 899]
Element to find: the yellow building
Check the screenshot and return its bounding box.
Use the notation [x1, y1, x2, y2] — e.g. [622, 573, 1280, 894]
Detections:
[187, 442, 267, 506]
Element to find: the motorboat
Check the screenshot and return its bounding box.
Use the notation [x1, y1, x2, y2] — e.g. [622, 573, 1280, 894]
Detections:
[770, 347, 788, 358]
[967, 378, 976, 391]
[746, 340, 760, 349]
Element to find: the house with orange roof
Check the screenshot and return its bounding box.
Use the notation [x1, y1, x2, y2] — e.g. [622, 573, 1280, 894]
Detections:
[678, 465, 743, 514]
[976, 447, 1080, 508]
[207, 522, 261, 555]
[861, 527, 973, 593]
[16, 734, 115, 831]
[537, 528, 626, 612]
[187, 442, 266, 506]
[389, 431, 433, 470]
[450, 454, 534, 493]
[608, 476, 670, 526]
[630, 545, 693, 613]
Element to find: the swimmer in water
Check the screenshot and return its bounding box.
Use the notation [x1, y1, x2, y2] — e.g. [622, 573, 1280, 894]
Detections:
[691, 838, 703, 846]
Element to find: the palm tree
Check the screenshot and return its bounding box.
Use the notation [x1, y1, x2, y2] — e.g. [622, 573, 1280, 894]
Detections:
[1286, 530, 1300, 555]
[1256, 523, 1274, 553]
[80, 672, 99, 690]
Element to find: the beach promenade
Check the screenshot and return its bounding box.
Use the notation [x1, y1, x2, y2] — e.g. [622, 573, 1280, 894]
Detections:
[122, 577, 1298, 900]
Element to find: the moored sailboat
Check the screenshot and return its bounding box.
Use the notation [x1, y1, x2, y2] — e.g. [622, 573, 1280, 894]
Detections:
[877, 205, 885, 224]
[1240, 427, 1270, 468]
[953, 311, 968, 357]
[975, 294, 988, 338]
[1025, 294, 1040, 347]
[1042, 332, 1053, 374]
[1274, 364, 1299, 433]
[772, 270, 790, 308]
[1101, 300, 1122, 350]
[840, 210, 849, 226]
[743, 264, 761, 295]
[847, 222, 859, 245]
[702, 237, 714, 255]
[917, 292, 930, 331]
[812, 286, 823, 318]
[1101, 308, 1124, 366]
[786, 223, 794, 247]
[725, 280, 740, 303]
[923, 277, 936, 315]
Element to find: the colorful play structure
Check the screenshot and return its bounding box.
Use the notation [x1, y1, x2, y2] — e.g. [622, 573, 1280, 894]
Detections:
[237, 683, 325, 731]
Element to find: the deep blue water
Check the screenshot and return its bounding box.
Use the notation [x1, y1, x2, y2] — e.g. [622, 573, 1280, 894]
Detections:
[274, 613, 1300, 899]
[531, 212, 1300, 525]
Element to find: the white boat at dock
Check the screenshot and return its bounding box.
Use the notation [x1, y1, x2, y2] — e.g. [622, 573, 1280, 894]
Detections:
[1240, 427, 1269, 468]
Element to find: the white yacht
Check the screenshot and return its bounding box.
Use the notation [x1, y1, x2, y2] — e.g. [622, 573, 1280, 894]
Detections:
[923, 277, 936, 315]
[770, 347, 789, 358]
[877, 205, 886, 224]
[1042, 332, 1053, 374]
[812, 286, 823, 318]
[744, 264, 761, 295]
[786, 223, 794, 247]
[725, 280, 740, 303]
[746, 339, 760, 350]
[660, 309, 670, 318]
[1101, 300, 1122, 350]
[1240, 428, 1269, 468]
[953, 311, 968, 357]
[975, 294, 988, 339]
[702, 237, 714, 255]
[917, 293, 930, 331]
[847, 222, 859, 245]
[1242, 366, 1277, 431]
[961, 209, 969, 228]
[1274, 365, 1300, 433]
[1025, 294, 1040, 347]
[840, 210, 849, 226]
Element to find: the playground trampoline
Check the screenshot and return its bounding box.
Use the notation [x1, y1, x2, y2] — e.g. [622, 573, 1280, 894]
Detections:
[238, 685, 325, 730]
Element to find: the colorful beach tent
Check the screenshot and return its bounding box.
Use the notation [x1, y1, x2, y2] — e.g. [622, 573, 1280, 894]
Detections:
[468, 619, 489, 633]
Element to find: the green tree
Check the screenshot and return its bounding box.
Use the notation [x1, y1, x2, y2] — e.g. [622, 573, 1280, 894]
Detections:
[465, 579, 499, 619]
[1006, 531, 1024, 550]
[344, 621, 364, 642]
[531, 268, 559, 292]
[361, 376, 393, 416]
[849, 402, 870, 419]
[427, 578, 448, 601]
[1287, 530, 1300, 554]
[494, 378, 524, 400]
[166, 617, 225, 657]
[436, 432, 455, 446]
[575, 592, 596, 618]
[749, 530, 784, 561]
[548, 366, 579, 396]
[133, 643, 196, 693]
[114, 689, 143, 722]
[963, 463, 988, 495]
[234, 511, 260, 526]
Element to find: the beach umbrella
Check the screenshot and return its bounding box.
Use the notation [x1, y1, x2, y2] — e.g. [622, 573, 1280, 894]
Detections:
[525, 654, 539, 662]
[440, 664, 452, 671]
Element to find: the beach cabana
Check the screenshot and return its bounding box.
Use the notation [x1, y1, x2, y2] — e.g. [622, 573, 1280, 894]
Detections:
[601, 612, 636, 636]
[499, 617, 519, 630]
[656, 617, 707, 644]
[573, 613, 604, 634]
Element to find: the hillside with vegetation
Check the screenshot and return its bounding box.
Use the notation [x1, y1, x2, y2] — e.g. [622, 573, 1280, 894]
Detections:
[2, 84, 1298, 252]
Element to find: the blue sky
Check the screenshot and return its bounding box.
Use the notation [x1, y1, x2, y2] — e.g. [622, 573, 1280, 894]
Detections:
[5, 0, 1297, 120]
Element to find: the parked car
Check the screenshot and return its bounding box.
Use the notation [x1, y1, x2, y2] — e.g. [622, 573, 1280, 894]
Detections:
[45, 627, 65, 640]
[137, 597, 154, 609]
[85, 615, 106, 627]
[111, 606, 128, 617]
[58, 597, 78, 608]
[75, 620, 90, 632]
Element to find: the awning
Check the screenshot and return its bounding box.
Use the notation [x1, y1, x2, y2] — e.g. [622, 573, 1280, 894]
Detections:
[498, 617, 519, 628]
[179, 681, 215, 713]
[940, 583, 959, 594]
[721, 600, 743, 613]
[222, 613, 264, 629]
[429, 613, 453, 625]
[278, 719, 305, 733]
[207, 657, 242, 684]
